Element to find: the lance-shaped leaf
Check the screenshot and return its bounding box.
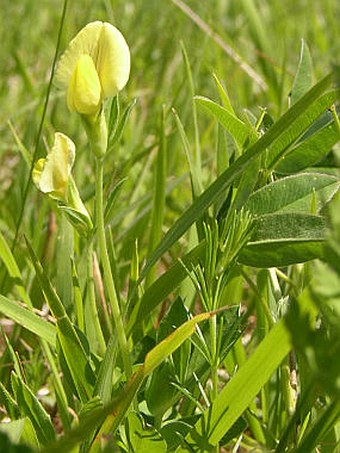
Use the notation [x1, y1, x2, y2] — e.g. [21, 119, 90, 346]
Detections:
[25, 238, 95, 402]
[238, 213, 327, 267]
[41, 311, 214, 453]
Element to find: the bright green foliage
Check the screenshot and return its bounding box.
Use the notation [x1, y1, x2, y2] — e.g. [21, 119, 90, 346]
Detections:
[0, 1, 339, 452]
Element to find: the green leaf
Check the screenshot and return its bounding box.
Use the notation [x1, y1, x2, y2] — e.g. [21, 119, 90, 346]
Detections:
[239, 213, 327, 267]
[44, 312, 214, 453]
[245, 173, 339, 215]
[128, 242, 205, 335]
[108, 98, 137, 151]
[139, 74, 334, 282]
[0, 294, 56, 346]
[275, 120, 340, 174]
[55, 216, 74, 312]
[195, 95, 252, 146]
[146, 106, 168, 287]
[0, 381, 20, 419]
[172, 107, 203, 199]
[160, 417, 200, 452]
[104, 177, 127, 224]
[8, 120, 32, 166]
[25, 238, 95, 402]
[212, 74, 235, 114]
[126, 412, 167, 453]
[93, 334, 117, 405]
[182, 317, 292, 450]
[144, 312, 211, 375]
[0, 230, 32, 307]
[295, 400, 340, 453]
[0, 418, 39, 451]
[267, 89, 339, 170]
[145, 361, 178, 418]
[11, 373, 55, 445]
[291, 40, 313, 105]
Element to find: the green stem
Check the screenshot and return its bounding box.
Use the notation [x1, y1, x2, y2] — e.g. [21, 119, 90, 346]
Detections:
[209, 315, 219, 453]
[95, 158, 132, 378]
[86, 241, 106, 355]
[209, 315, 218, 400]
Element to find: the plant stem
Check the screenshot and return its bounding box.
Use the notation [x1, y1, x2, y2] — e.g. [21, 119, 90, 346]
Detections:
[95, 157, 132, 378]
[86, 241, 106, 355]
[210, 315, 218, 400]
[209, 315, 220, 453]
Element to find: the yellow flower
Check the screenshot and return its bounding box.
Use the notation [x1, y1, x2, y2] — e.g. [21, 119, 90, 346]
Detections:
[33, 132, 75, 200]
[55, 21, 130, 115]
[33, 133, 92, 233]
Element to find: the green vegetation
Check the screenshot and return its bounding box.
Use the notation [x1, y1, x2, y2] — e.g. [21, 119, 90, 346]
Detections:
[0, 0, 339, 451]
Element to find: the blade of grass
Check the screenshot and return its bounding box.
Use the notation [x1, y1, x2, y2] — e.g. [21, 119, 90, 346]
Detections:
[139, 73, 334, 282]
[145, 106, 167, 288]
[41, 311, 215, 453]
[0, 295, 56, 346]
[8, 0, 68, 256]
[0, 230, 32, 307]
[25, 238, 94, 402]
[295, 400, 340, 453]
[171, 0, 267, 90]
[181, 42, 203, 186]
[11, 372, 55, 445]
[182, 317, 292, 449]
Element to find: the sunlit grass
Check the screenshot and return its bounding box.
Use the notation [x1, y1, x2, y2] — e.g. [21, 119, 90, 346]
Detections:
[0, 1, 339, 451]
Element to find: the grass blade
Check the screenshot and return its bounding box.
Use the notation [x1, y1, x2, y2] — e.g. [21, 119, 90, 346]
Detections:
[139, 73, 334, 282]
[183, 317, 292, 449]
[0, 295, 56, 346]
[25, 238, 95, 402]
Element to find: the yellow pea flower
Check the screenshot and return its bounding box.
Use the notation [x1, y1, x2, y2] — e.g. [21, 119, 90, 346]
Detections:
[55, 21, 130, 116]
[33, 132, 75, 200]
[33, 133, 92, 233]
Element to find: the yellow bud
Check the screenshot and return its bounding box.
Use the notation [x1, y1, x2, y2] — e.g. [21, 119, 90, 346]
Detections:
[67, 54, 102, 115]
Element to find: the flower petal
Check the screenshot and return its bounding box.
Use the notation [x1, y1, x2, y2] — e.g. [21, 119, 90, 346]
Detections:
[55, 21, 130, 100]
[96, 22, 130, 97]
[36, 132, 75, 199]
[67, 54, 102, 115]
[54, 21, 102, 90]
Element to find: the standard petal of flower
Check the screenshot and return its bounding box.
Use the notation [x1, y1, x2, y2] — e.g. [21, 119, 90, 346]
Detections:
[37, 133, 75, 199]
[67, 54, 102, 115]
[96, 22, 130, 97]
[54, 21, 102, 90]
[32, 158, 45, 189]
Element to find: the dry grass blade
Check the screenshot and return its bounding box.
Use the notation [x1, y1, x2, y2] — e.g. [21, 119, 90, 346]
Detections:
[171, 0, 268, 90]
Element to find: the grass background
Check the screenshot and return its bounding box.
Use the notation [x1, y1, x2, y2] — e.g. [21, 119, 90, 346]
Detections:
[1, 0, 339, 263]
[0, 0, 339, 451]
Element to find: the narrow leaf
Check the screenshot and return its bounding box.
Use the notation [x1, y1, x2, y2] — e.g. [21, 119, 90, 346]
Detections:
[139, 74, 333, 282]
[25, 238, 94, 402]
[245, 173, 339, 215]
[275, 120, 340, 174]
[267, 89, 339, 170]
[44, 311, 214, 452]
[239, 213, 327, 267]
[0, 230, 32, 306]
[0, 295, 56, 346]
[11, 372, 55, 445]
[291, 40, 313, 105]
[195, 95, 251, 146]
[183, 318, 292, 449]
